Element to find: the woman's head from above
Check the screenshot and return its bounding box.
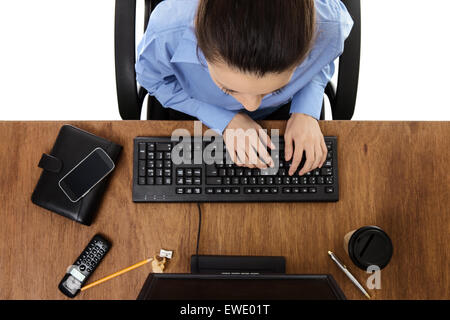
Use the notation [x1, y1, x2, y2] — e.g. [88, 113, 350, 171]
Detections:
[195, 0, 316, 112]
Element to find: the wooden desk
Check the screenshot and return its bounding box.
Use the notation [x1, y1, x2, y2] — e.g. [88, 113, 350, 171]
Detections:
[0, 121, 448, 300]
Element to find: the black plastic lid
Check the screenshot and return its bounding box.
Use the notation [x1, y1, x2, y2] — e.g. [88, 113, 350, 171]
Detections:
[348, 226, 393, 270]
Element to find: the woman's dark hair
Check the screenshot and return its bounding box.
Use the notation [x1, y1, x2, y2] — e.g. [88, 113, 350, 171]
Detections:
[195, 0, 316, 77]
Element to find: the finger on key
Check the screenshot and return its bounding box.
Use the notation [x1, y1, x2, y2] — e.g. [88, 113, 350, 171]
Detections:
[259, 128, 276, 150]
[289, 141, 304, 176]
[299, 145, 315, 176]
[311, 144, 322, 171]
[319, 139, 327, 168]
[257, 137, 274, 168]
[284, 136, 294, 162]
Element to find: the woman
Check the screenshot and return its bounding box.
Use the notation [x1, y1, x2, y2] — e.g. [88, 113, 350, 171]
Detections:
[136, 0, 353, 175]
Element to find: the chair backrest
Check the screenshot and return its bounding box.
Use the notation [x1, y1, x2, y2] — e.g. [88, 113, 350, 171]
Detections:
[332, 0, 361, 120]
[114, 0, 360, 120]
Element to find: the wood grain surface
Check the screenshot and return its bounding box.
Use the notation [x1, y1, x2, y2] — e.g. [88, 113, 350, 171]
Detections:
[0, 120, 448, 300]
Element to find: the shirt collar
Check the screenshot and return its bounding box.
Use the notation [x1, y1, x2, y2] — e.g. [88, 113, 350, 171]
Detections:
[170, 26, 208, 68]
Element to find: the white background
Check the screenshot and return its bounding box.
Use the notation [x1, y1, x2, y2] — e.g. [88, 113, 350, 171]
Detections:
[0, 0, 449, 121]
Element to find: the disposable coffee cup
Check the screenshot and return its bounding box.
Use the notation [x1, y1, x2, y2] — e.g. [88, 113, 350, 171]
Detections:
[343, 226, 393, 270]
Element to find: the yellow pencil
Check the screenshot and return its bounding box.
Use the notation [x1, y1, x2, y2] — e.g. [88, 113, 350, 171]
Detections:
[81, 258, 152, 292]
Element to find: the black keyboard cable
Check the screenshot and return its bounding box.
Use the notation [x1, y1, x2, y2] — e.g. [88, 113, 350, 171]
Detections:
[195, 202, 202, 273]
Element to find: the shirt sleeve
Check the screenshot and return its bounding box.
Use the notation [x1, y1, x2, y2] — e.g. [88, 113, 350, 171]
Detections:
[289, 62, 335, 119]
[136, 35, 238, 134]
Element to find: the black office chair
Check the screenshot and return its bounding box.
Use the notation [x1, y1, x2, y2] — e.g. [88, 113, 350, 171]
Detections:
[114, 0, 360, 121]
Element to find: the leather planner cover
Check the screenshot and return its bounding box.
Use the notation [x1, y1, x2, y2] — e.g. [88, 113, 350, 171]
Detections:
[31, 124, 122, 226]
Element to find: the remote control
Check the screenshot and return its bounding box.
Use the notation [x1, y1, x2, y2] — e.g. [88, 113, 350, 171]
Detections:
[58, 234, 111, 298]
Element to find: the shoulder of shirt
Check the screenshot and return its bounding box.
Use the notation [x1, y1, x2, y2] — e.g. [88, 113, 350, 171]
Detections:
[315, 0, 353, 26]
[146, 0, 198, 36]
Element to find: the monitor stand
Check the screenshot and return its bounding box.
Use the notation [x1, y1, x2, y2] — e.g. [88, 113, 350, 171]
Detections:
[190, 255, 286, 274]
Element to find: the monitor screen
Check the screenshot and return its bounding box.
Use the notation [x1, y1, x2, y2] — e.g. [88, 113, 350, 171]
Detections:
[137, 274, 346, 300]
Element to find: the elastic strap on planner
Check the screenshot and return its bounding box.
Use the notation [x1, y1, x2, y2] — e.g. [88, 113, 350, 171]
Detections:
[38, 153, 63, 173]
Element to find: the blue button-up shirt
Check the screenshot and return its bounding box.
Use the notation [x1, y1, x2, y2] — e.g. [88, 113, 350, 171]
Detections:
[136, 0, 353, 133]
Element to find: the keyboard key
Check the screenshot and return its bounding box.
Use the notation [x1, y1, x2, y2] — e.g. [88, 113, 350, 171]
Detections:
[244, 187, 253, 194]
[282, 187, 291, 193]
[325, 176, 334, 184]
[207, 177, 222, 185]
[321, 168, 333, 176]
[194, 188, 202, 194]
[206, 188, 214, 194]
[176, 169, 184, 176]
[240, 177, 248, 185]
[214, 188, 223, 194]
[147, 142, 155, 151]
[300, 187, 308, 193]
[224, 188, 231, 194]
[185, 188, 192, 194]
[156, 143, 172, 151]
[146, 177, 154, 185]
[138, 143, 146, 160]
[164, 177, 172, 185]
[206, 165, 218, 177]
[270, 187, 279, 194]
[232, 187, 240, 194]
[309, 187, 317, 193]
[176, 188, 183, 194]
[194, 169, 202, 177]
[325, 187, 334, 193]
[138, 177, 146, 185]
[292, 187, 300, 193]
[155, 177, 163, 185]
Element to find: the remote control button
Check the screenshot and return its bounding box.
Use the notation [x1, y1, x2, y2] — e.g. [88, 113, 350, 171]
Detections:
[79, 265, 86, 271]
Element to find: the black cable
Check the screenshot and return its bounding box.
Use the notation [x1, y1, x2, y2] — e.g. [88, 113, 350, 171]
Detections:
[196, 202, 202, 257]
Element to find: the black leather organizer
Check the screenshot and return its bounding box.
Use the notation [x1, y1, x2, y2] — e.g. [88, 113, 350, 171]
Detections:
[31, 125, 122, 226]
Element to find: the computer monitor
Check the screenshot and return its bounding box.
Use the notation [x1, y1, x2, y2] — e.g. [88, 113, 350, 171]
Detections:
[137, 274, 346, 300]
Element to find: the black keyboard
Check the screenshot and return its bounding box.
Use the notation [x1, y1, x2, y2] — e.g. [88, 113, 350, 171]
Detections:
[133, 136, 338, 202]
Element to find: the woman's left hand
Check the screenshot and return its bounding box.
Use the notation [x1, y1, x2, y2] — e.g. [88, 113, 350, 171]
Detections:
[284, 113, 327, 176]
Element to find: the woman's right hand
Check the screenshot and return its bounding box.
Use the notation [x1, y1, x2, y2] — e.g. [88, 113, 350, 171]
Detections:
[223, 113, 275, 168]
